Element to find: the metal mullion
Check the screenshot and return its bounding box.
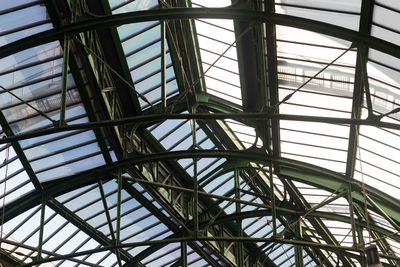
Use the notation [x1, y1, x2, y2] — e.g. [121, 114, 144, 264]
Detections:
[9, 112, 86, 137]
[278, 85, 353, 100]
[187, 255, 204, 266]
[0, 155, 18, 171]
[359, 146, 400, 170]
[0, 54, 63, 76]
[89, 197, 135, 228]
[276, 38, 353, 51]
[93, 247, 112, 266]
[0, 0, 43, 16]
[275, 3, 359, 15]
[195, 157, 220, 178]
[11, 208, 56, 252]
[356, 157, 400, 182]
[0, 179, 31, 200]
[129, 51, 168, 72]
[51, 229, 81, 255]
[362, 127, 400, 147]
[182, 137, 214, 171]
[21, 129, 87, 150]
[7, 100, 83, 127]
[133, 62, 173, 85]
[48, 199, 133, 262]
[125, 38, 160, 58]
[206, 174, 234, 194]
[98, 180, 122, 267]
[141, 242, 179, 265]
[3, 72, 68, 94]
[200, 47, 238, 62]
[204, 74, 241, 89]
[78, 194, 126, 222]
[281, 152, 347, 164]
[0, 19, 51, 38]
[372, 21, 400, 36]
[69, 189, 118, 213]
[121, 21, 160, 43]
[278, 72, 355, 85]
[59, 184, 99, 205]
[278, 56, 355, 70]
[28, 139, 97, 162]
[113, 213, 153, 238]
[368, 58, 400, 75]
[1, 85, 77, 111]
[120, 221, 160, 243]
[196, 33, 237, 48]
[195, 18, 234, 33]
[34, 151, 103, 174]
[271, 245, 293, 262]
[281, 139, 347, 152]
[282, 101, 351, 115]
[167, 126, 200, 151]
[55, 236, 91, 267]
[280, 127, 348, 140]
[124, 228, 171, 245]
[157, 120, 188, 142]
[138, 75, 176, 97]
[206, 87, 242, 101]
[202, 61, 239, 76]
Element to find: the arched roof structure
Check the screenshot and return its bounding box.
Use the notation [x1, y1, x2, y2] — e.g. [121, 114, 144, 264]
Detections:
[1, 0, 400, 266]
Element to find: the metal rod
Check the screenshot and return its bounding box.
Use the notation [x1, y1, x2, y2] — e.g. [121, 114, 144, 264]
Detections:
[21, 236, 366, 267]
[359, 45, 374, 117]
[98, 180, 122, 267]
[123, 176, 269, 209]
[60, 33, 70, 126]
[234, 169, 244, 267]
[366, 195, 400, 234]
[181, 241, 187, 267]
[269, 161, 277, 236]
[3, 112, 400, 144]
[161, 19, 167, 112]
[348, 186, 358, 247]
[37, 198, 46, 260]
[191, 108, 199, 236]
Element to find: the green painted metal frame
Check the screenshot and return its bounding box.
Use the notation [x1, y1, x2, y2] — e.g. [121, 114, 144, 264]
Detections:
[3, 3, 400, 266]
[3, 8, 400, 61]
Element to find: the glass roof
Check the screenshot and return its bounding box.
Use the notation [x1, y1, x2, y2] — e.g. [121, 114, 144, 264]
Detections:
[1, 0, 400, 266]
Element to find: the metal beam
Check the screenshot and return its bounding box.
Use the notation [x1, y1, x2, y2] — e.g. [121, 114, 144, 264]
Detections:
[47, 198, 134, 263]
[4, 111, 400, 145]
[2, 8, 400, 61]
[3, 149, 400, 226]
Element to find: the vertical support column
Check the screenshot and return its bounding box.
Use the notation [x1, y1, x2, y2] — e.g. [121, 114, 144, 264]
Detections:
[116, 128, 125, 251]
[356, 221, 366, 266]
[181, 241, 187, 267]
[60, 33, 70, 127]
[348, 186, 358, 247]
[192, 113, 199, 236]
[161, 19, 167, 112]
[269, 162, 277, 236]
[99, 179, 122, 266]
[294, 221, 304, 267]
[37, 198, 46, 260]
[234, 169, 244, 267]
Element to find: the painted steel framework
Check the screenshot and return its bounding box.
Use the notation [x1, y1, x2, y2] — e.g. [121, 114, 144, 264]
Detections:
[1, 0, 400, 266]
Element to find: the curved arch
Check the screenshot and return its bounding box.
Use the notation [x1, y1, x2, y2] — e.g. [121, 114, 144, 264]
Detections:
[5, 150, 400, 230]
[1, 8, 400, 60]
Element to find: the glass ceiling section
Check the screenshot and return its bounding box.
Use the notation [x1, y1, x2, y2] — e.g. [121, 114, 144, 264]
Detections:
[275, 24, 355, 173]
[0, 1, 106, 182]
[192, 0, 242, 106]
[275, 0, 361, 30]
[109, 0, 179, 110]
